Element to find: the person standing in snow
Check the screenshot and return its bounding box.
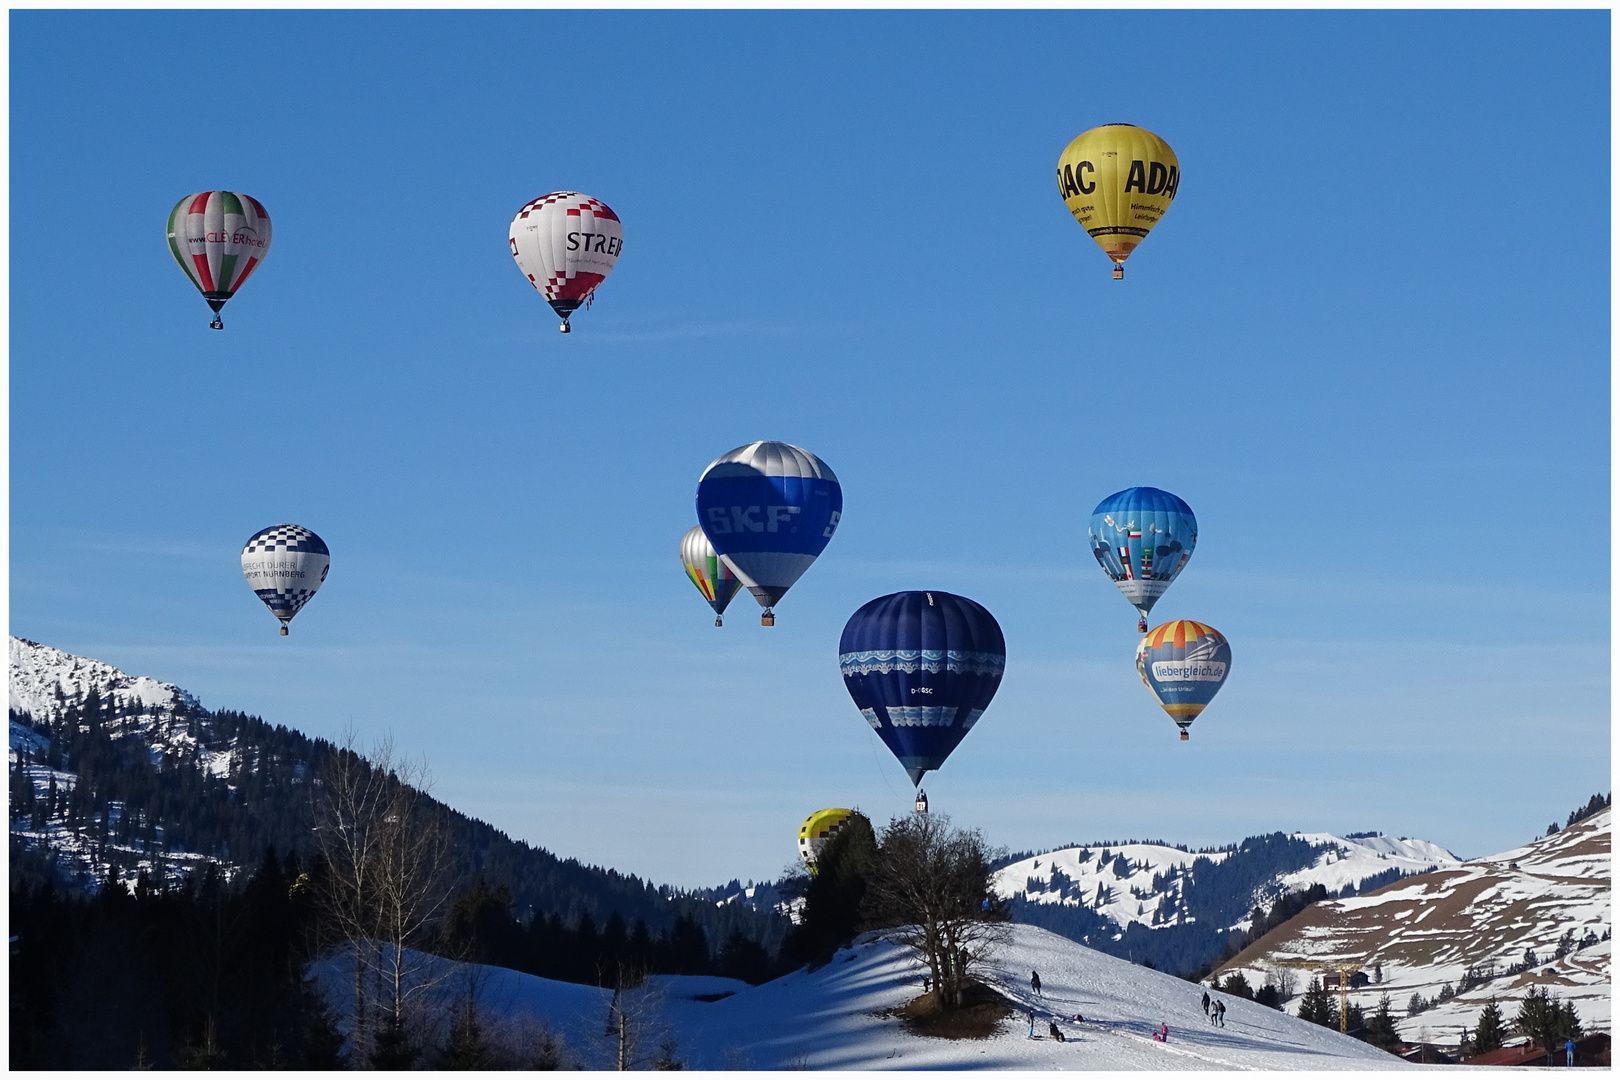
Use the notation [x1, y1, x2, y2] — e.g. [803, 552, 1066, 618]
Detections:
[1160, 1022, 1169, 1042]
[1215, 1000, 1226, 1027]
[1201, 990, 1210, 1016]
[1565, 1037, 1575, 1066]
[1028, 1010, 1036, 1038]
[1031, 970, 1043, 997]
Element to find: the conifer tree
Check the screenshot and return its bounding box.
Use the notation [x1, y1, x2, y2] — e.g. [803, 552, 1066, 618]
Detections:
[1297, 978, 1338, 1028]
[1471, 998, 1505, 1055]
[1361, 994, 1399, 1049]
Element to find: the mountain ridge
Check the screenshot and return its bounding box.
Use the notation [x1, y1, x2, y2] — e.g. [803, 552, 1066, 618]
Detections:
[1215, 807, 1611, 1038]
[7, 636, 790, 956]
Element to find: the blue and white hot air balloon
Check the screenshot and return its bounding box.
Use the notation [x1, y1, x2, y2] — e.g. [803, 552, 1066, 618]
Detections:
[839, 591, 1006, 787]
[696, 441, 841, 625]
[240, 524, 330, 635]
[1087, 487, 1197, 632]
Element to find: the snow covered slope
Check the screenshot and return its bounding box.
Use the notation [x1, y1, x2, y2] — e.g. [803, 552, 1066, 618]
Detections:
[313, 925, 1413, 1070]
[9, 637, 224, 890]
[995, 832, 1458, 934]
[1219, 809, 1611, 1040]
[9, 636, 196, 722]
[995, 842, 1227, 930]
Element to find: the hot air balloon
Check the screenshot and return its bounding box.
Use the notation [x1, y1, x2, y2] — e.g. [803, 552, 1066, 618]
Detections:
[680, 525, 742, 626]
[696, 441, 841, 625]
[1136, 619, 1230, 740]
[1056, 124, 1178, 279]
[509, 191, 622, 333]
[797, 808, 857, 874]
[166, 191, 272, 329]
[839, 591, 1005, 787]
[241, 524, 329, 635]
[1088, 487, 1197, 633]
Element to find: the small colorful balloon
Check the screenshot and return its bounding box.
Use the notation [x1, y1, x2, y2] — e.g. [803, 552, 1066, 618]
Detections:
[1136, 619, 1230, 740]
[680, 525, 742, 626]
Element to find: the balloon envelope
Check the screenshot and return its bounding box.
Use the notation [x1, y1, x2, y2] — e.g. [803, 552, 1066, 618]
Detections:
[797, 808, 856, 874]
[839, 591, 1005, 786]
[166, 191, 272, 315]
[509, 191, 622, 327]
[241, 524, 329, 632]
[680, 525, 742, 620]
[1088, 487, 1197, 624]
[1056, 124, 1178, 274]
[696, 442, 841, 612]
[1136, 619, 1230, 739]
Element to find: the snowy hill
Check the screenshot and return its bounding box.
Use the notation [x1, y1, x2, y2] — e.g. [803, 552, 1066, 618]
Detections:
[314, 925, 1414, 1070]
[9, 636, 197, 722]
[8, 637, 791, 954]
[1218, 808, 1611, 1040]
[995, 833, 1458, 937]
[9, 637, 224, 889]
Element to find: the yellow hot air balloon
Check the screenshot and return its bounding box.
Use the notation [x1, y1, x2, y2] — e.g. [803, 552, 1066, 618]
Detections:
[797, 808, 855, 875]
[1056, 124, 1179, 279]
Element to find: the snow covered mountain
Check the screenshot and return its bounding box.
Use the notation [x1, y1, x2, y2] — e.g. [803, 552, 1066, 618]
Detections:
[9, 636, 197, 723]
[994, 833, 1458, 936]
[310, 924, 1414, 1070]
[1217, 808, 1611, 1039]
[9, 637, 226, 889]
[7, 637, 792, 958]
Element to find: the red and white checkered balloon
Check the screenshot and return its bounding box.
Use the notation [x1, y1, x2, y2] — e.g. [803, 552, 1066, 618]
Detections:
[508, 192, 622, 332]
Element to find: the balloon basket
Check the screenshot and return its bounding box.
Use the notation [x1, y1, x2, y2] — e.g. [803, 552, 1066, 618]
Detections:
[760, 611, 775, 626]
[1179, 730, 1189, 741]
[210, 316, 224, 330]
[714, 617, 723, 627]
[558, 321, 571, 334]
[1112, 265, 1124, 280]
[1137, 618, 1148, 633]
[279, 625, 288, 636]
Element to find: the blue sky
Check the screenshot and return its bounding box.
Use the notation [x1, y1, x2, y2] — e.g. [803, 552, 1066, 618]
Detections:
[11, 11, 1609, 887]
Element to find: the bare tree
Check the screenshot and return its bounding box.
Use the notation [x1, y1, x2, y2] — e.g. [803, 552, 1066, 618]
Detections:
[863, 813, 1008, 1009]
[598, 957, 678, 1071]
[1266, 962, 1298, 1001]
[313, 731, 457, 1065]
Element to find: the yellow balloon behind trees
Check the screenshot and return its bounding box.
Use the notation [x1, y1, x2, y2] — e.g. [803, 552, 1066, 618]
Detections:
[1056, 124, 1179, 278]
[797, 808, 856, 875]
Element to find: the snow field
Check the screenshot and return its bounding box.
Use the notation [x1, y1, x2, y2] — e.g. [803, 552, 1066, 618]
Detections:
[313, 925, 1414, 1070]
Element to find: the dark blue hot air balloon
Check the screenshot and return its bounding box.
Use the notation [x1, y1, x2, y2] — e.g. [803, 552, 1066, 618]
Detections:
[839, 591, 1006, 787]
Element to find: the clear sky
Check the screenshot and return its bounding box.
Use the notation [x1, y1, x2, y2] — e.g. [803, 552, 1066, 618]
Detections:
[10, 10, 1609, 888]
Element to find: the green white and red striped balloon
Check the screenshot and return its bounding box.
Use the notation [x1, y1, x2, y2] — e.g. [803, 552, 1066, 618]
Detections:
[165, 191, 272, 328]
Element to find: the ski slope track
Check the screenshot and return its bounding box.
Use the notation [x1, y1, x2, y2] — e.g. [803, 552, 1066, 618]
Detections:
[312, 925, 1412, 1070]
[1219, 809, 1611, 1040]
